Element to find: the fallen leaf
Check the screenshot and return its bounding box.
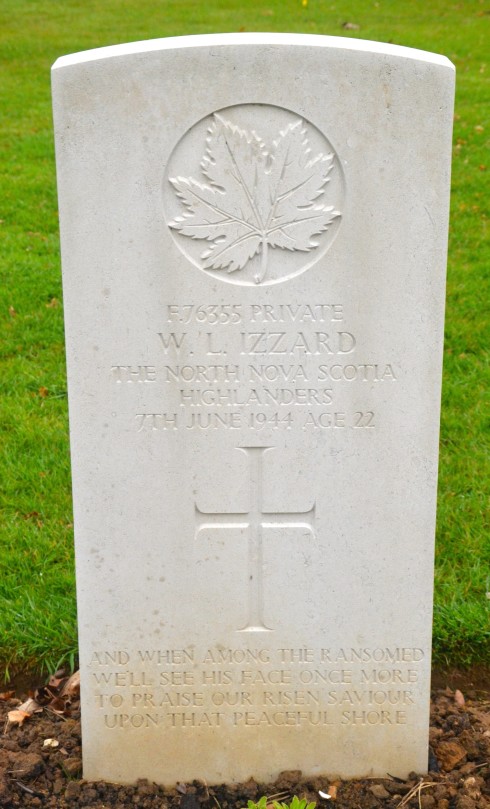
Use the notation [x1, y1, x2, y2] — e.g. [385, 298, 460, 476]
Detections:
[48, 671, 66, 688]
[39, 386, 48, 398]
[6, 709, 31, 728]
[23, 511, 40, 521]
[34, 685, 58, 705]
[60, 670, 80, 699]
[342, 21, 360, 30]
[48, 696, 71, 716]
[45, 297, 59, 308]
[9, 306, 16, 317]
[17, 697, 42, 716]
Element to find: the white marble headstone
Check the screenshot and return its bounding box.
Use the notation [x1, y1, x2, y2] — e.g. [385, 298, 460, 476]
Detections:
[52, 33, 454, 785]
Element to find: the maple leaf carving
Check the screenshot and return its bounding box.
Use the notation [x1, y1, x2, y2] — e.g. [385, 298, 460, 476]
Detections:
[169, 114, 340, 283]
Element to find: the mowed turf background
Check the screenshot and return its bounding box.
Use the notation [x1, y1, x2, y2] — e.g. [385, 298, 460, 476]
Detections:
[0, 0, 488, 675]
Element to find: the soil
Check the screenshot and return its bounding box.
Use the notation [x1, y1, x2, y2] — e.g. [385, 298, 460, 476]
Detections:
[0, 670, 489, 809]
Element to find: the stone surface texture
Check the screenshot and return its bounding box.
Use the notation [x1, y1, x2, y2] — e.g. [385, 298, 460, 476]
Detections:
[52, 33, 455, 785]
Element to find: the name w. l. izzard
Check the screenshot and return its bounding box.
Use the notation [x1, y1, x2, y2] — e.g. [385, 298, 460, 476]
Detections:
[158, 329, 357, 356]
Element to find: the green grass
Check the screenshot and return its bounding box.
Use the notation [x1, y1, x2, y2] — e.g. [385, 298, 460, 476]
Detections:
[1, 0, 489, 675]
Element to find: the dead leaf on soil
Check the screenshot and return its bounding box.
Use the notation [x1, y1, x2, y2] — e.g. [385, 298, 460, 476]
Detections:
[33, 685, 56, 705]
[17, 697, 41, 714]
[5, 710, 31, 731]
[60, 670, 80, 699]
[47, 697, 71, 716]
[32, 670, 80, 718]
[47, 670, 66, 688]
[0, 692, 15, 702]
[3, 670, 80, 737]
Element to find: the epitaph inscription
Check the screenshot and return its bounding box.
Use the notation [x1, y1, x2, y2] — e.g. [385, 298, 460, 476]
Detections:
[90, 645, 424, 736]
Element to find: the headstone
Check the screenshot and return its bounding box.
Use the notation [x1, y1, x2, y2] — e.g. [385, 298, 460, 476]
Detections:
[52, 33, 455, 785]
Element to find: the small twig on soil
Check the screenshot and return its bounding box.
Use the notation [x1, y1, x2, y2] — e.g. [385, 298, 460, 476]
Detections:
[43, 706, 69, 721]
[13, 781, 45, 798]
[397, 779, 442, 808]
[266, 792, 292, 809]
[365, 775, 393, 779]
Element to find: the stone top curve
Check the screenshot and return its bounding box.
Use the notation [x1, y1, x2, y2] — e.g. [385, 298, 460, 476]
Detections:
[51, 32, 455, 72]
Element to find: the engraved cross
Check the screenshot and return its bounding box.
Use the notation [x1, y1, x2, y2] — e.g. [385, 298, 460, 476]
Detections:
[195, 446, 315, 632]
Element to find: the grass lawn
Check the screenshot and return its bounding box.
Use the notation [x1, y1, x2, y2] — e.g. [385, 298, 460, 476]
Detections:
[0, 0, 488, 676]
